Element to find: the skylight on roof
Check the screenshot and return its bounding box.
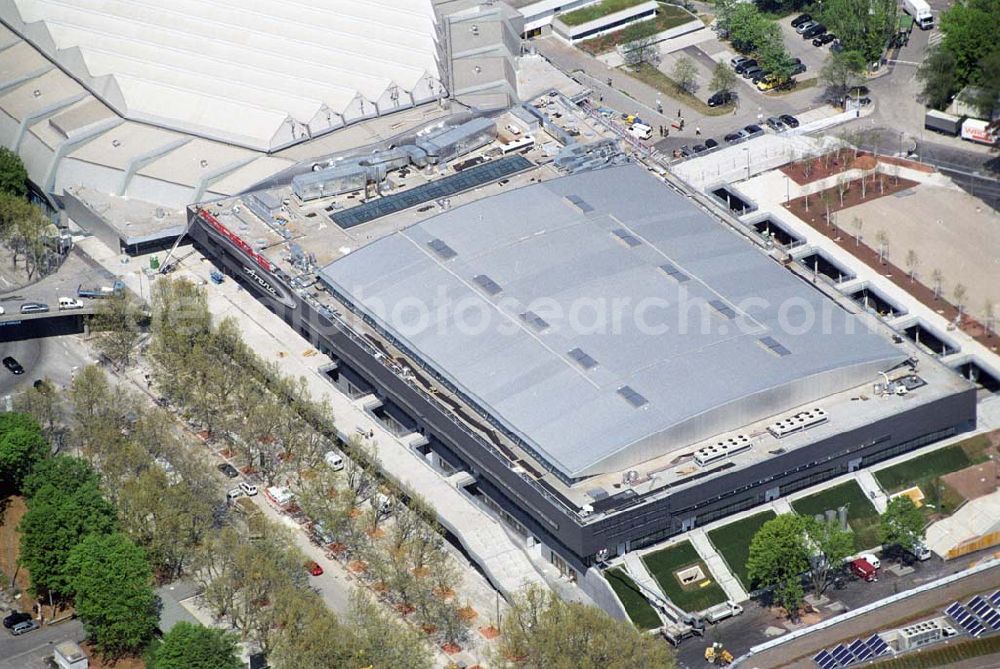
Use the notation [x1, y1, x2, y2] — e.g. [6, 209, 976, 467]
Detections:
[568, 347, 598, 370]
[427, 238, 457, 259]
[659, 262, 690, 282]
[565, 194, 594, 213]
[709, 299, 737, 320]
[520, 311, 550, 331]
[759, 336, 792, 357]
[617, 385, 648, 408]
[612, 228, 641, 247]
[473, 274, 502, 295]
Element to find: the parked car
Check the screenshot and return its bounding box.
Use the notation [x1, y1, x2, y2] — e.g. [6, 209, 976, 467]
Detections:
[850, 557, 878, 582]
[217, 462, 240, 478]
[803, 24, 826, 39]
[58, 296, 84, 310]
[3, 611, 31, 629]
[734, 59, 757, 74]
[0, 306, 5, 315]
[704, 138, 719, 149]
[766, 116, 786, 131]
[227, 487, 245, 500]
[20, 302, 49, 314]
[790, 13, 812, 27]
[2, 356, 24, 375]
[679, 145, 694, 158]
[305, 560, 324, 576]
[10, 620, 39, 635]
[795, 20, 817, 34]
[692, 144, 707, 153]
[239, 481, 258, 496]
[730, 55, 751, 68]
[707, 90, 736, 107]
[742, 66, 763, 80]
[791, 62, 807, 75]
[751, 70, 769, 84]
[830, 40, 845, 53]
[757, 76, 781, 91]
[743, 124, 764, 137]
[724, 132, 743, 144]
[813, 32, 836, 46]
[779, 114, 800, 128]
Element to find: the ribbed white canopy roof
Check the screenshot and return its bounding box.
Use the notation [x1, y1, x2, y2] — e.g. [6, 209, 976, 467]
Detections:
[3, 0, 442, 150]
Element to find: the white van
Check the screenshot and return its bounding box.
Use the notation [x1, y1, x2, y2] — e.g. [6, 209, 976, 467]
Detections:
[628, 123, 653, 140]
[58, 297, 84, 310]
[324, 450, 344, 471]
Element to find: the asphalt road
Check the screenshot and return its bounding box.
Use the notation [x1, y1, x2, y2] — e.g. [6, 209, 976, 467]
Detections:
[0, 618, 84, 669]
[0, 335, 98, 399]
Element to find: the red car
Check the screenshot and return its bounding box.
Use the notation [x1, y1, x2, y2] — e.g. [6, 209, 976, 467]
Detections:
[305, 560, 324, 576]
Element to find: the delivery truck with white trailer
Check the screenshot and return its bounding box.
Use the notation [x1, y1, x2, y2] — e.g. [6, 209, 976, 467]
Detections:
[961, 118, 997, 146]
[924, 109, 963, 136]
[902, 0, 933, 29]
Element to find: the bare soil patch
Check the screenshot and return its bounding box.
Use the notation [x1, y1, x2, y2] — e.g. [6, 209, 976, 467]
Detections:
[781, 150, 933, 186]
[0, 495, 31, 605]
[942, 459, 1000, 502]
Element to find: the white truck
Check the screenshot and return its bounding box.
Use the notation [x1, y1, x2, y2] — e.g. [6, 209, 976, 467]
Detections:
[628, 123, 653, 140]
[902, 0, 933, 30]
[961, 118, 997, 146]
[702, 600, 744, 624]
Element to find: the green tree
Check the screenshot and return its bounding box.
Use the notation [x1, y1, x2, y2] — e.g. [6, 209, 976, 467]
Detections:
[880, 496, 925, 553]
[917, 47, 961, 109]
[709, 62, 738, 93]
[747, 514, 810, 616]
[494, 585, 676, 669]
[0, 147, 28, 197]
[0, 192, 54, 280]
[147, 622, 241, 669]
[820, 51, 867, 102]
[91, 291, 148, 369]
[820, 0, 898, 63]
[804, 517, 854, 595]
[18, 459, 117, 601]
[757, 39, 797, 83]
[672, 56, 698, 94]
[0, 412, 48, 493]
[622, 21, 659, 68]
[67, 532, 158, 658]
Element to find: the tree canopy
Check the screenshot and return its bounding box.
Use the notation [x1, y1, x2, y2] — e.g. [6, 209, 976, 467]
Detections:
[495, 585, 676, 669]
[0, 147, 28, 197]
[880, 495, 925, 552]
[147, 622, 241, 669]
[18, 458, 117, 600]
[820, 51, 867, 101]
[918, 0, 1000, 115]
[820, 0, 898, 63]
[67, 532, 159, 657]
[0, 412, 48, 493]
[747, 514, 811, 615]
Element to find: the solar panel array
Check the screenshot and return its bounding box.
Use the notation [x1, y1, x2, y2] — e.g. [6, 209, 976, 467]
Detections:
[813, 634, 891, 668]
[330, 155, 532, 229]
[947, 594, 1000, 637]
[568, 348, 599, 370]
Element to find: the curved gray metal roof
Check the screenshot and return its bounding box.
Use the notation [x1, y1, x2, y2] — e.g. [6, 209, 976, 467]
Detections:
[321, 164, 905, 480]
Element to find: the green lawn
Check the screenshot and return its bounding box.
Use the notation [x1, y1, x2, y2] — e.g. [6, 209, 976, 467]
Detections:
[623, 63, 735, 116]
[605, 567, 662, 630]
[874, 435, 992, 492]
[791, 481, 880, 551]
[577, 5, 692, 54]
[870, 632, 1000, 668]
[642, 541, 728, 613]
[560, 0, 648, 26]
[707, 511, 777, 589]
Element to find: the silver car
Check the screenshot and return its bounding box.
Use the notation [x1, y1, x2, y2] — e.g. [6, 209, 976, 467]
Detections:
[11, 619, 39, 635]
[795, 20, 817, 34]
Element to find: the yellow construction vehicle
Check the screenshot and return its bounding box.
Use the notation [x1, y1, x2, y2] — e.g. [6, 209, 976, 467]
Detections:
[704, 642, 734, 665]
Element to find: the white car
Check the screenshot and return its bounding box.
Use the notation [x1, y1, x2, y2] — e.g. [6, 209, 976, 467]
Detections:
[58, 297, 85, 310]
[226, 487, 245, 500]
[0, 306, 5, 315]
[239, 481, 258, 496]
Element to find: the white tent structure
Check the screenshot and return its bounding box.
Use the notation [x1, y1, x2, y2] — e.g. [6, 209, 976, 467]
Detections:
[1, 0, 446, 151]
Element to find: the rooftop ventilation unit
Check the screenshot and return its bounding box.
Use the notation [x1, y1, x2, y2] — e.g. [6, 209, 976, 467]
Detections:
[473, 274, 502, 295]
[694, 434, 752, 467]
[567, 347, 598, 370]
[767, 407, 828, 438]
[520, 311, 550, 331]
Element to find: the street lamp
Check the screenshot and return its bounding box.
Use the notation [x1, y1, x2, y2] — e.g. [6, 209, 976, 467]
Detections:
[743, 147, 750, 180]
[785, 175, 790, 204]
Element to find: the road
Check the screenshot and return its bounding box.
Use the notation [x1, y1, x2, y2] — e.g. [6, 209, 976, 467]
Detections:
[0, 336, 96, 399]
[0, 618, 84, 669]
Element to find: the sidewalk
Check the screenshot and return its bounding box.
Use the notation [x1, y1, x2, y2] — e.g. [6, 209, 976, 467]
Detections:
[855, 470, 888, 513]
[689, 528, 749, 603]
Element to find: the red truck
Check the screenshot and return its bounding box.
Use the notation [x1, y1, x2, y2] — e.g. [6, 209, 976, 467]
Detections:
[850, 558, 878, 582]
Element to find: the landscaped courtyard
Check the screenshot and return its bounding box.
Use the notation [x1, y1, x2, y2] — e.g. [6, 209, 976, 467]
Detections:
[642, 540, 728, 613]
[707, 510, 777, 589]
[791, 481, 881, 551]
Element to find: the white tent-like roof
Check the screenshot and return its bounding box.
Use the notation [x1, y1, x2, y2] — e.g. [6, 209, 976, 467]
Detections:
[2, 0, 444, 151]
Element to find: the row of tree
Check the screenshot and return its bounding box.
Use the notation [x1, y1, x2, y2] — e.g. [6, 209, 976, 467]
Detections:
[747, 496, 926, 617]
[918, 0, 1000, 118]
[714, 0, 798, 83]
[818, 0, 898, 64]
[0, 147, 59, 281]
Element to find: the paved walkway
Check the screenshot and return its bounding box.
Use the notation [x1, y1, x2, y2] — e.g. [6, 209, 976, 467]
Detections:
[855, 470, 888, 513]
[689, 528, 749, 603]
[772, 498, 795, 515]
[622, 551, 669, 609]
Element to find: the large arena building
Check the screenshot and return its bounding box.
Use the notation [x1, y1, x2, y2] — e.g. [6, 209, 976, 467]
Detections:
[187, 155, 976, 574]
